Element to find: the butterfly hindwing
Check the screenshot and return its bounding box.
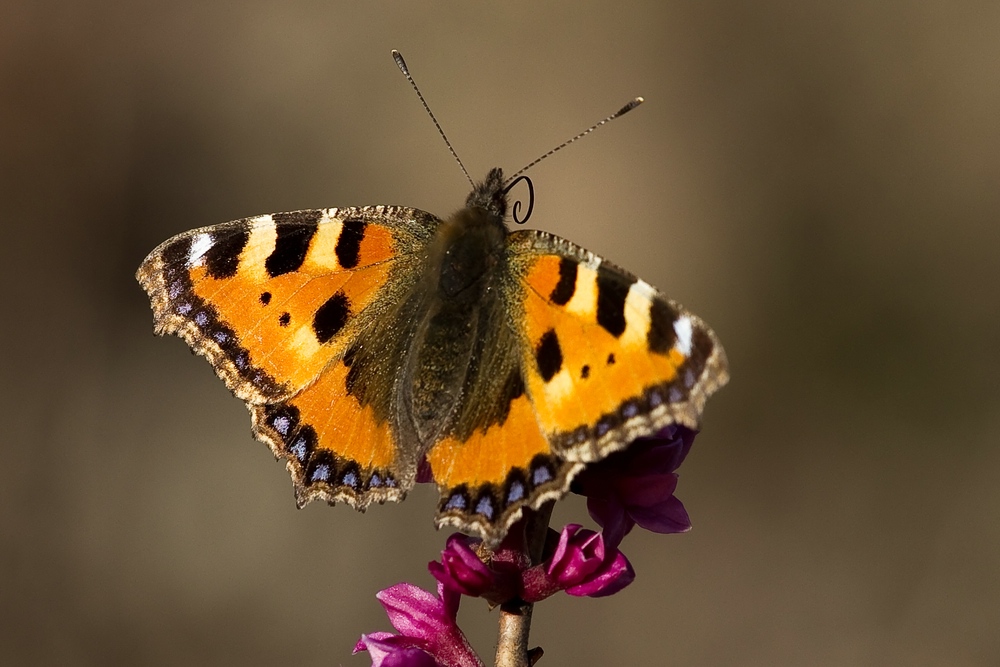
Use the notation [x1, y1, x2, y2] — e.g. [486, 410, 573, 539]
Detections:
[137, 205, 438, 509]
[505, 229, 729, 463]
[251, 357, 406, 509]
[423, 307, 581, 541]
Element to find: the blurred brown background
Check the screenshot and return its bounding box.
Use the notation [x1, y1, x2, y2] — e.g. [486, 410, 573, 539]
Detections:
[3, 1, 998, 665]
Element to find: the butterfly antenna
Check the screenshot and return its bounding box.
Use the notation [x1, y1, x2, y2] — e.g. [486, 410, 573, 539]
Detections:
[392, 50, 475, 189]
[504, 97, 645, 185]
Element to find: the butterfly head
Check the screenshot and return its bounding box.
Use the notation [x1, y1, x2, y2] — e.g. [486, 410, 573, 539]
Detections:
[465, 168, 508, 221]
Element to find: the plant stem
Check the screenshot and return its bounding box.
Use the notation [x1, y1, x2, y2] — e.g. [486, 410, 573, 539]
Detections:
[493, 502, 554, 667]
[495, 598, 534, 667]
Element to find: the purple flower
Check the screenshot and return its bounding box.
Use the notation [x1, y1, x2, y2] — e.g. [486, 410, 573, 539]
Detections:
[520, 524, 634, 601]
[573, 424, 696, 547]
[429, 533, 521, 604]
[416, 456, 434, 484]
[354, 582, 483, 667]
[354, 633, 439, 667]
[428, 534, 495, 597]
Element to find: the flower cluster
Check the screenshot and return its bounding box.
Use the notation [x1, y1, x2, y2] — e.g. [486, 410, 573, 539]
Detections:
[355, 425, 697, 667]
[429, 523, 635, 605]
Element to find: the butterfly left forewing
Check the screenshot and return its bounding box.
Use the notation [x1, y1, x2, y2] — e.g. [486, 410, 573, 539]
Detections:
[137, 207, 428, 402]
[504, 229, 729, 463]
[137, 205, 438, 510]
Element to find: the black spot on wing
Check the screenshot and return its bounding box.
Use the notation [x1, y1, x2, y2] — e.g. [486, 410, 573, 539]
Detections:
[336, 218, 367, 269]
[536, 329, 563, 382]
[596, 267, 634, 337]
[313, 291, 350, 344]
[647, 299, 679, 354]
[205, 227, 250, 279]
[278, 312, 291, 326]
[260, 291, 272, 305]
[495, 370, 526, 426]
[162, 236, 191, 268]
[690, 327, 715, 370]
[550, 257, 578, 305]
[266, 211, 322, 277]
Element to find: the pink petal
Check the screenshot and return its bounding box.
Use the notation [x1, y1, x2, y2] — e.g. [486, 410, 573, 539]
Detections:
[355, 633, 438, 667]
[377, 583, 450, 639]
[565, 550, 635, 597]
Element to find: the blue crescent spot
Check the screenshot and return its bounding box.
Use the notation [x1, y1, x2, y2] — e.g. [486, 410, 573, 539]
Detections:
[289, 440, 308, 463]
[272, 416, 291, 435]
[475, 496, 495, 519]
[532, 466, 552, 486]
[507, 481, 525, 503]
[445, 494, 467, 510]
[310, 464, 331, 482]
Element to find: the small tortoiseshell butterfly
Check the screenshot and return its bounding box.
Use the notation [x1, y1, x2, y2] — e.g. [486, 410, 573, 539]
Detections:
[137, 53, 728, 545]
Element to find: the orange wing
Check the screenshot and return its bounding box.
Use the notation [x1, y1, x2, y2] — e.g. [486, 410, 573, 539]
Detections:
[423, 229, 728, 544]
[506, 230, 729, 464]
[425, 345, 581, 544]
[137, 206, 436, 509]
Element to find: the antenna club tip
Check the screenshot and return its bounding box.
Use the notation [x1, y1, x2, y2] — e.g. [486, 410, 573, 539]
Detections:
[392, 50, 408, 72]
[616, 97, 645, 117]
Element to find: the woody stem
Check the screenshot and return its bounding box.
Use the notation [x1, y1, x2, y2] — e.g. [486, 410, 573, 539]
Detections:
[493, 502, 553, 667]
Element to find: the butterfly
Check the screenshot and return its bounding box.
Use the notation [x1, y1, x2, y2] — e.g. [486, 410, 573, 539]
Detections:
[136, 59, 728, 546]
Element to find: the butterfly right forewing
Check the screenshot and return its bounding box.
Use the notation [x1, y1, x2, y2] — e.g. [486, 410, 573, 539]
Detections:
[503, 229, 729, 464]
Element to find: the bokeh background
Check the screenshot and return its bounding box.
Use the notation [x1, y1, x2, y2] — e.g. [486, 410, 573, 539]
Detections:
[3, 1, 999, 665]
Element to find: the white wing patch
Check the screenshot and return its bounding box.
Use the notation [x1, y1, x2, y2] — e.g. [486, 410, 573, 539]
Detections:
[673, 315, 693, 355]
[188, 233, 213, 267]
